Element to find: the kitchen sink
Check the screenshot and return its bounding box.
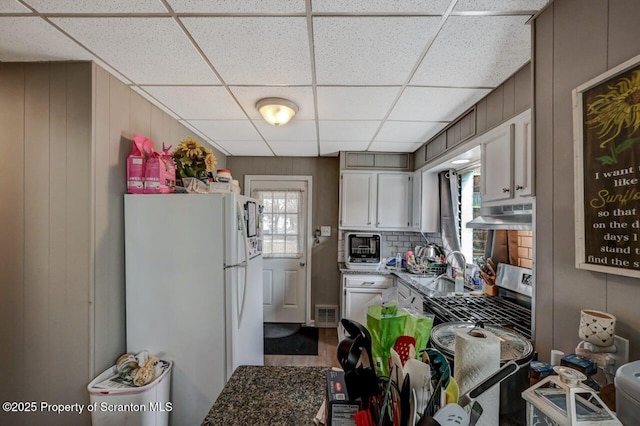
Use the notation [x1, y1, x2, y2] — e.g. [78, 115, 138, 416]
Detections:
[411, 275, 456, 294]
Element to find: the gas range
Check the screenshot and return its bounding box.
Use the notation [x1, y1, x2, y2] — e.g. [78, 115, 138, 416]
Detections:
[423, 295, 532, 340]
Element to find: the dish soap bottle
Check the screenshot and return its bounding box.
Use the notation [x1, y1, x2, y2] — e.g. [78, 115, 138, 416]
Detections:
[455, 270, 464, 295]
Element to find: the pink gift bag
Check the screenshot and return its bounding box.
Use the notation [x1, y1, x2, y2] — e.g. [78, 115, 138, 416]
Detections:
[127, 134, 155, 194]
[144, 143, 176, 194]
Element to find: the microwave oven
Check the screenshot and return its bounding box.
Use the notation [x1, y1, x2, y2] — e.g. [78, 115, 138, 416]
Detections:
[345, 233, 382, 270]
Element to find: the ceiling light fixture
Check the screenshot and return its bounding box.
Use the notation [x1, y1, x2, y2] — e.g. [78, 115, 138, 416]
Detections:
[451, 159, 471, 165]
[256, 97, 299, 126]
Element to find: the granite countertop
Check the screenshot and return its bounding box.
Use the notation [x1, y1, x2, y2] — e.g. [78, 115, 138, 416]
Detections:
[202, 365, 327, 426]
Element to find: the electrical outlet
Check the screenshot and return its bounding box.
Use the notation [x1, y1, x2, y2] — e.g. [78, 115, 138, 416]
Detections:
[321, 226, 331, 237]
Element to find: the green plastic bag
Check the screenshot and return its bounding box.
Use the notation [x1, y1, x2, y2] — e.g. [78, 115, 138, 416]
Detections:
[367, 304, 434, 377]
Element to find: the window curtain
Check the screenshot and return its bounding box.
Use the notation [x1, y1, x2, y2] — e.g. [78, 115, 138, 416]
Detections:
[439, 170, 463, 270]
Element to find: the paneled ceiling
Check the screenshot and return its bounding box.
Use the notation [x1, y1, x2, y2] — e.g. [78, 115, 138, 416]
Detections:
[0, 0, 548, 157]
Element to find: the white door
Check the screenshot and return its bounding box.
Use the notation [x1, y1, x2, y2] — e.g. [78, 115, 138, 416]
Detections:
[247, 177, 310, 324]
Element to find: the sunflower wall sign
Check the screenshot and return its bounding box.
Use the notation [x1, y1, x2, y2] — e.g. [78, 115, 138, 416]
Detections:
[573, 53, 640, 278]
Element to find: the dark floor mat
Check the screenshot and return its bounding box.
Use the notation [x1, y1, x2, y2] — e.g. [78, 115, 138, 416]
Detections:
[264, 323, 319, 356]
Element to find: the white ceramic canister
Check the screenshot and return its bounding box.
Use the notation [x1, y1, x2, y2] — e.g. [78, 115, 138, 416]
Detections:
[578, 309, 616, 347]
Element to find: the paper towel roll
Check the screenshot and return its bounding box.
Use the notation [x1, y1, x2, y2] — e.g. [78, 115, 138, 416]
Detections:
[454, 328, 501, 426]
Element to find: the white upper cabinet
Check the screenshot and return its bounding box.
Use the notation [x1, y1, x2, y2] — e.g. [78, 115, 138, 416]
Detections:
[340, 171, 412, 230]
[480, 109, 533, 205]
[377, 173, 411, 228]
[340, 172, 376, 228]
[411, 170, 439, 232]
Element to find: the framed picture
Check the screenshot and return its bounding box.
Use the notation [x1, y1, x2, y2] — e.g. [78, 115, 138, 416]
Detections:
[573, 53, 640, 278]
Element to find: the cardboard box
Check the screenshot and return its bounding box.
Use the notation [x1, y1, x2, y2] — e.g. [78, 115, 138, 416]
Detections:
[325, 370, 358, 426]
[561, 353, 597, 376]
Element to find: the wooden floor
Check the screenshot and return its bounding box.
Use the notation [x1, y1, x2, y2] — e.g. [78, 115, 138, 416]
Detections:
[264, 327, 342, 368]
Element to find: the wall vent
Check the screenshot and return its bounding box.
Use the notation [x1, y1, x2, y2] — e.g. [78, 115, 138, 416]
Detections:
[315, 304, 339, 328]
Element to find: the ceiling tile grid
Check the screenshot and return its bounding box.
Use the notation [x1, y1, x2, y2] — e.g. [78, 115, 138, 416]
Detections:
[0, 17, 92, 61]
[182, 17, 311, 85]
[51, 17, 218, 85]
[0, 0, 549, 156]
[142, 86, 245, 120]
[166, 0, 305, 14]
[389, 87, 491, 122]
[312, 16, 441, 85]
[410, 15, 532, 87]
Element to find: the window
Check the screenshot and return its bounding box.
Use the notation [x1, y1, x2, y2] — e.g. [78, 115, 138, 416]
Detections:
[459, 166, 486, 263]
[255, 190, 302, 257]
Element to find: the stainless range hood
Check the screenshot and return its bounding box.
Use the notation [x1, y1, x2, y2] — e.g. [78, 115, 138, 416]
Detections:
[465, 203, 533, 230]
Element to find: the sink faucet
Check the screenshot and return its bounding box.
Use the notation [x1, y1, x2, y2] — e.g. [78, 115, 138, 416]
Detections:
[445, 250, 467, 285]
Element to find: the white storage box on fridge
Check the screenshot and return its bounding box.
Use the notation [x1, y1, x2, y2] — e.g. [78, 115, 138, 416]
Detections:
[87, 361, 172, 426]
[615, 360, 640, 426]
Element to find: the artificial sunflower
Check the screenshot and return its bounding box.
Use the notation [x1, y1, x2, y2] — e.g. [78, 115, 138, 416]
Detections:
[586, 69, 640, 147]
[177, 137, 203, 158]
[172, 137, 217, 181]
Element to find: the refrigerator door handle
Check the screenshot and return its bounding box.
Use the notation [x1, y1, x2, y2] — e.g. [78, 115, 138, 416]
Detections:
[224, 261, 247, 270]
[234, 200, 252, 326]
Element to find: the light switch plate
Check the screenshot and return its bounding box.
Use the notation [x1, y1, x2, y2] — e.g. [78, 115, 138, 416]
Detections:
[321, 226, 331, 237]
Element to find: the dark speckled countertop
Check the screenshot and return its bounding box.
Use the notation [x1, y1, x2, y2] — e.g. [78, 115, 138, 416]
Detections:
[202, 365, 327, 426]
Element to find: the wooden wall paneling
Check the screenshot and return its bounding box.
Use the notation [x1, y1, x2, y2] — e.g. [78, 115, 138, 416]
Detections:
[92, 65, 114, 375]
[606, 275, 640, 357]
[533, 6, 555, 360]
[502, 75, 515, 118]
[475, 99, 487, 135]
[23, 64, 51, 413]
[0, 64, 26, 407]
[607, 0, 640, 69]
[48, 64, 70, 416]
[130, 90, 151, 139]
[485, 85, 504, 129]
[551, 0, 608, 356]
[64, 63, 93, 423]
[106, 73, 130, 375]
[149, 104, 164, 145]
[514, 63, 532, 114]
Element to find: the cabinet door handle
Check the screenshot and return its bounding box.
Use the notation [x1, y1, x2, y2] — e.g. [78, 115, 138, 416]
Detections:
[377, 222, 380, 226]
[502, 188, 510, 193]
[367, 221, 371, 225]
[516, 185, 524, 190]
[362, 281, 375, 286]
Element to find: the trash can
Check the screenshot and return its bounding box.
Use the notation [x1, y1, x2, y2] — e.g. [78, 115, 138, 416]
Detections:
[87, 360, 172, 426]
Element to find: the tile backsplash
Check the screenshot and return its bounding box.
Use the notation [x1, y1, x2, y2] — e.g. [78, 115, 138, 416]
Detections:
[338, 230, 442, 263]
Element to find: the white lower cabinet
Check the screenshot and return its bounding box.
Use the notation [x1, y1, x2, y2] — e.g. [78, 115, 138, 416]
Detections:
[396, 281, 424, 312]
[341, 274, 394, 327]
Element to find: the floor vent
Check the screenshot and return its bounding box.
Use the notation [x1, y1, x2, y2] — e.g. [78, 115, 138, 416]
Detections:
[315, 304, 339, 328]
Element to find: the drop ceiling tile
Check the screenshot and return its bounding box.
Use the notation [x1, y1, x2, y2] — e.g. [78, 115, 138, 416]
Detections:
[253, 120, 316, 141]
[389, 87, 490, 121]
[320, 141, 370, 156]
[313, 0, 450, 13]
[0, 1, 29, 12]
[0, 17, 92, 61]
[313, 17, 441, 85]
[455, 0, 548, 12]
[230, 86, 314, 120]
[131, 86, 179, 119]
[375, 121, 447, 143]
[270, 141, 318, 157]
[167, 0, 304, 13]
[219, 141, 274, 156]
[319, 121, 381, 141]
[188, 120, 262, 141]
[182, 17, 311, 85]
[52, 17, 218, 84]
[411, 15, 531, 87]
[24, 0, 167, 13]
[368, 141, 422, 152]
[316, 87, 401, 120]
[142, 86, 243, 119]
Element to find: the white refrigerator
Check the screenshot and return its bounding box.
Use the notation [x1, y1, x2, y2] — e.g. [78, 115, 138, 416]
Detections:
[124, 193, 264, 426]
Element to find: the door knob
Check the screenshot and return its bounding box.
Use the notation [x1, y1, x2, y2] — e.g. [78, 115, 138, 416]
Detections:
[300, 262, 306, 267]
[516, 185, 524, 190]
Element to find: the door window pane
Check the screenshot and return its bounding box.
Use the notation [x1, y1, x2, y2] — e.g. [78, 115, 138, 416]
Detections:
[255, 190, 302, 257]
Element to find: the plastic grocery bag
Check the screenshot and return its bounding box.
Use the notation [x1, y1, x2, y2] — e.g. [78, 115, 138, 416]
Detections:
[366, 288, 434, 377]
